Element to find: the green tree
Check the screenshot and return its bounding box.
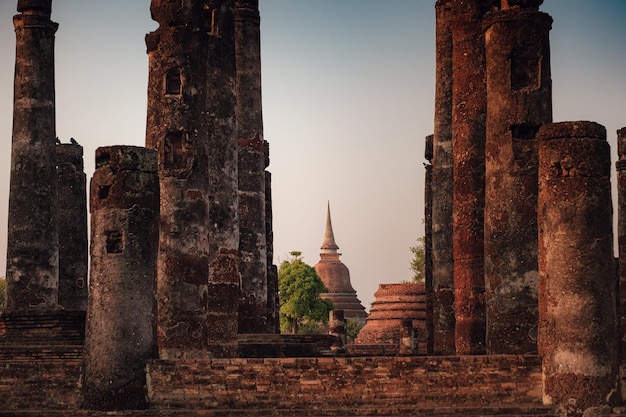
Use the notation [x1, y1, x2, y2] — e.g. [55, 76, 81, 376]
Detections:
[410, 237, 426, 282]
[278, 251, 334, 334]
[346, 319, 364, 342]
[0, 277, 5, 311]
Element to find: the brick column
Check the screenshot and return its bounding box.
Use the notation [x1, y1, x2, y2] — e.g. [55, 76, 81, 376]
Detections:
[538, 121, 619, 415]
[56, 143, 88, 311]
[431, 0, 455, 355]
[483, 4, 552, 354]
[617, 127, 626, 358]
[424, 134, 434, 355]
[6, 0, 59, 312]
[146, 0, 239, 358]
[83, 146, 159, 410]
[236, 0, 272, 334]
[451, 0, 488, 355]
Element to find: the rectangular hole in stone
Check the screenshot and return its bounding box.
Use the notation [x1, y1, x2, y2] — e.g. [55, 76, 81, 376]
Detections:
[511, 52, 540, 91]
[165, 68, 182, 95]
[106, 230, 124, 254]
[164, 131, 187, 170]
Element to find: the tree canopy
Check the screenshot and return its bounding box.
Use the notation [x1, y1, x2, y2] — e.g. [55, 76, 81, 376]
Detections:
[278, 251, 334, 334]
[410, 237, 426, 282]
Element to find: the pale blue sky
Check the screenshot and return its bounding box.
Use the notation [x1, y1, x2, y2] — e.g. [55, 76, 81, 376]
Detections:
[0, 1, 624, 310]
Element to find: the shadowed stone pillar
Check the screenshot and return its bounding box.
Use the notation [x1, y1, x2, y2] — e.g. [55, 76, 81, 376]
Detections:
[83, 146, 159, 410]
[451, 0, 487, 355]
[538, 122, 619, 416]
[483, 3, 552, 354]
[618, 127, 626, 358]
[56, 143, 88, 311]
[431, 0, 455, 355]
[235, 0, 272, 334]
[6, 0, 59, 312]
[146, 0, 240, 358]
[424, 134, 434, 355]
[265, 171, 280, 332]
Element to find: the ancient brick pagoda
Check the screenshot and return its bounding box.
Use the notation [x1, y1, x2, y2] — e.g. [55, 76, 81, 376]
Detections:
[1, 0, 625, 416]
[313, 203, 367, 325]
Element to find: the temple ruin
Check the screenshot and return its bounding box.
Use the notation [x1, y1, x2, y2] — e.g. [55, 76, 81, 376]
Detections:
[0, 0, 625, 416]
[313, 203, 367, 326]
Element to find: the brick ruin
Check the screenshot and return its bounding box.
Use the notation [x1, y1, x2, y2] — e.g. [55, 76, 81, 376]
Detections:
[313, 203, 367, 326]
[1, 0, 625, 416]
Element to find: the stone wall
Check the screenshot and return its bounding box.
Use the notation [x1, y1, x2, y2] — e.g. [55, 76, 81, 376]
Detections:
[148, 355, 545, 411]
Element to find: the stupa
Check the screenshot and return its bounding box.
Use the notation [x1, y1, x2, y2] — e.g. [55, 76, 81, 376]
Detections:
[314, 203, 367, 325]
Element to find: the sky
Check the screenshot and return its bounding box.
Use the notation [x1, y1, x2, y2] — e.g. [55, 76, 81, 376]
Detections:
[0, 1, 625, 311]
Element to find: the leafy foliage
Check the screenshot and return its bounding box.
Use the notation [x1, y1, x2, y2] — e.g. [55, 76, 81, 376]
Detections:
[346, 319, 364, 342]
[0, 277, 5, 311]
[410, 237, 426, 282]
[278, 251, 334, 334]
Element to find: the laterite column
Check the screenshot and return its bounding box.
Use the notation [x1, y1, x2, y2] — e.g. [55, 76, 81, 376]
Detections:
[538, 122, 619, 415]
[83, 146, 159, 410]
[6, 0, 59, 312]
[56, 143, 88, 311]
[146, 0, 240, 358]
[483, 3, 552, 354]
[236, 0, 272, 334]
[431, 0, 455, 355]
[451, 0, 488, 355]
[424, 134, 434, 355]
[618, 127, 626, 357]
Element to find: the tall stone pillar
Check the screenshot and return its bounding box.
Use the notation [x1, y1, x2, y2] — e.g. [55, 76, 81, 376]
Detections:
[265, 171, 280, 333]
[451, 0, 487, 355]
[538, 122, 619, 415]
[83, 146, 159, 410]
[6, 0, 59, 312]
[146, 0, 239, 359]
[483, 3, 552, 354]
[236, 0, 270, 334]
[56, 142, 88, 311]
[424, 134, 434, 355]
[431, 0, 455, 355]
[618, 127, 626, 358]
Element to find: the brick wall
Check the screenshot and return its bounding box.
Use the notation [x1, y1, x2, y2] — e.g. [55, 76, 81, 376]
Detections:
[147, 355, 545, 411]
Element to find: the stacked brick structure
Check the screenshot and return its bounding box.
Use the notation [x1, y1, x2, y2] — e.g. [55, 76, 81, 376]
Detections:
[145, 0, 240, 359]
[56, 142, 88, 311]
[6, 0, 59, 312]
[450, 0, 488, 355]
[83, 146, 159, 410]
[483, 2, 552, 354]
[431, 0, 456, 356]
[314, 204, 367, 325]
[538, 122, 619, 415]
[354, 283, 426, 354]
[235, 0, 276, 335]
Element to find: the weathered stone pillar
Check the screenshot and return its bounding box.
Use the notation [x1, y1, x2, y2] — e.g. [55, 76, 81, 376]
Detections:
[6, 0, 59, 312]
[617, 127, 626, 358]
[235, 0, 272, 334]
[265, 171, 280, 333]
[483, 3, 552, 354]
[204, 0, 240, 358]
[431, 0, 455, 356]
[329, 309, 347, 354]
[83, 146, 159, 410]
[538, 121, 619, 415]
[399, 318, 417, 356]
[451, 0, 487, 355]
[56, 143, 88, 311]
[146, 0, 240, 358]
[424, 134, 434, 355]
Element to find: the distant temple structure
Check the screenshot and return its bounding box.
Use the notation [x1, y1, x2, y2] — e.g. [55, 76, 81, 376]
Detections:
[313, 203, 367, 325]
